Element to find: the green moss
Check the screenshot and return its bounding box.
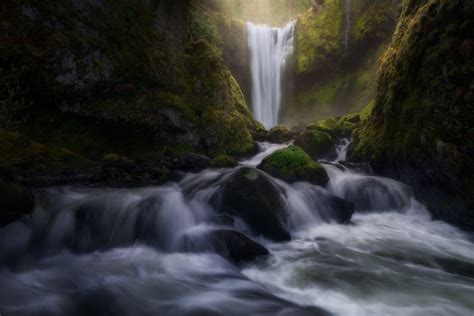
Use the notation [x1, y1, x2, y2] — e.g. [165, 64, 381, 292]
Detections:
[267, 125, 294, 143]
[101, 153, 123, 163]
[2, 0, 260, 165]
[352, 0, 474, 210]
[294, 128, 335, 158]
[258, 145, 328, 186]
[295, 0, 343, 74]
[0, 129, 94, 176]
[287, 61, 378, 123]
[210, 154, 238, 168]
[351, 1, 399, 45]
[200, 108, 255, 157]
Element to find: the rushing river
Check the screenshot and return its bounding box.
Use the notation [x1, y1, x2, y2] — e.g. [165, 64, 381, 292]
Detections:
[1, 141, 474, 316]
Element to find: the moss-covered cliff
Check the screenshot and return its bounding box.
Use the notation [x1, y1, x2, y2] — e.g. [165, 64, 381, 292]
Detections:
[0, 0, 260, 169]
[283, 0, 401, 125]
[351, 0, 474, 229]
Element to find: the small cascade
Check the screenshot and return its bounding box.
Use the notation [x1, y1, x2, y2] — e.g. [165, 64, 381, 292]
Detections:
[2, 141, 474, 316]
[247, 21, 296, 129]
[322, 138, 420, 214]
[334, 138, 351, 162]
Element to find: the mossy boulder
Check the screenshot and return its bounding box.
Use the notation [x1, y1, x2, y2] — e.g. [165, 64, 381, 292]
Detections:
[258, 146, 329, 186]
[294, 129, 335, 158]
[211, 167, 291, 241]
[307, 113, 361, 138]
[210, 155, 238, 168]
[267, 125, 295, 144]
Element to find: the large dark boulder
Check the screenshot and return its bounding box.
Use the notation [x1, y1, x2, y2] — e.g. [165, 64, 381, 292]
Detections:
[211, 167, 291, 241]
[0, 181, 35, 226]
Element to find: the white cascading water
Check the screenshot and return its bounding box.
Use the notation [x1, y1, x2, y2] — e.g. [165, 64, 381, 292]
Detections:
[1, 140, 474, 315]
[247, 21, 296, 129]
[343, 0, 352, 52]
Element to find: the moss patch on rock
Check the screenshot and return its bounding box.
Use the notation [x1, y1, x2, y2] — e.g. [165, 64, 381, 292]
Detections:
[258, 145, 328, 186]
[210, 154, 238, 168]
[0, 129, 94, 178]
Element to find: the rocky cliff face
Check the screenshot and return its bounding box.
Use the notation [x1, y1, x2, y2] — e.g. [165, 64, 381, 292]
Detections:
[0, 0, 259, 162]
[282, 0, 401, 125]
[351, 0, 474, 229]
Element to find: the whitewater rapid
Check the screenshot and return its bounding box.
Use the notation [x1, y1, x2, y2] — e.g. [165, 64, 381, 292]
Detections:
[1, 141, 474, 316]
[247, 21, 296, 129]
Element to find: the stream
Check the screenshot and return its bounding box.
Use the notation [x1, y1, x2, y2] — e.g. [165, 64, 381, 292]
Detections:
[1, 140, 474, 316]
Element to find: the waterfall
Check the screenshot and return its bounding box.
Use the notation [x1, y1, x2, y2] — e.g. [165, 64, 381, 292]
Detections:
[343, 0, 352, 52]
[247, 21, 296, 129]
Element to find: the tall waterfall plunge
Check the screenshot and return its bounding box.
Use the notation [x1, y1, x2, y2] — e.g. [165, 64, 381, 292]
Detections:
[247, 21, 296, 129]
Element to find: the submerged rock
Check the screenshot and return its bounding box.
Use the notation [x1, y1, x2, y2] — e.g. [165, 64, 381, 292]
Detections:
[206, 229, 269, 263]
[0, 181, 35, 226]
[324, 194, 354, 224]
[258, 145, 329, 186]
[211, 167, 291, 241]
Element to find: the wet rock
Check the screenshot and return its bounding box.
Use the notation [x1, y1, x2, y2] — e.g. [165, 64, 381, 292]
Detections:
[211, 167, 291, 241]
[0, 181, 35, 226]
[209, 214, 235, 226]
[325, 195, 354, 224]
[178, 153, 211, 172]
[207, 229, 269, 263]
[338, 161, 373, 174]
